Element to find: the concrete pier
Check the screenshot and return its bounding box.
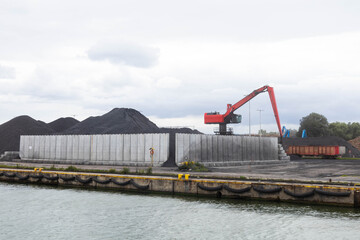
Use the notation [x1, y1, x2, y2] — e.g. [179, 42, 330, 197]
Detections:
[0, 168, 359, 208]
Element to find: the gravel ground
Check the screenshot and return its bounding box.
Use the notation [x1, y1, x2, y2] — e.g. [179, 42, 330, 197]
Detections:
[207, 159, 360, 183]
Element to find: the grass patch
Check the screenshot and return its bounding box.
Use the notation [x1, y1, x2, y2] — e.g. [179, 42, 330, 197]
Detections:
[65, 165, 80, 172]
[0, 164, 34, 170]
[340, 174, 360, 178]
[120, 167, 130, 174]
[49, 165, 57, 171]
[146, 167, 152, 175]
[178, 161, 209, 172]
[136, 169, 145, 175]
[336, 157, 360, 160]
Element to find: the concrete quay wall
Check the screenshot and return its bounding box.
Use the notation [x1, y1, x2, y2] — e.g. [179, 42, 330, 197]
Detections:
[1, 169, 359, 208]
[19, 134, 169, 166]
[19, 134, 284, 167]
[175, 134, 280, 166]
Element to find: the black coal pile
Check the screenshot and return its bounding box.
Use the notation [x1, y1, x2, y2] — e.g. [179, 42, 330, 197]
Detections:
[349, 137, 360, 151]
[0, 116, 55, 154]
[282, 136, 360, 157]
[160, 127, 202, 134]
[62, 108, 161, 134]
[0, 108, 202, 155]
[48, 117, 79, 133]
[62, 108, 202, 135]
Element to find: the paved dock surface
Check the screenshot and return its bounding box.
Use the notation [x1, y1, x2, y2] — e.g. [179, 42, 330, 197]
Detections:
[208, 159, 360, 183]
[1, 159, 360, 183]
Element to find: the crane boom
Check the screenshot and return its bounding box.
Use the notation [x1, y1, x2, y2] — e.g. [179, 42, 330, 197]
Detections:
[204, 85, 282, 136]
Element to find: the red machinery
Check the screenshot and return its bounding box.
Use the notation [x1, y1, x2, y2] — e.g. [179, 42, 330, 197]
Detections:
[204, 85, 282, 135]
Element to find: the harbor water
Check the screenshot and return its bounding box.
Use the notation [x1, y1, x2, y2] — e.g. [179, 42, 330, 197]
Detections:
[0, 182, 359, 240]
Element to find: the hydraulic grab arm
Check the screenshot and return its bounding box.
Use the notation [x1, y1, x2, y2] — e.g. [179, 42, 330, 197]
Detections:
[204, 85, 282, 135]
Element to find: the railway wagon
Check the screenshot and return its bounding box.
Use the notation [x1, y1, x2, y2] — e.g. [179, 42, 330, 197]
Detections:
[286, 145, 346, 158]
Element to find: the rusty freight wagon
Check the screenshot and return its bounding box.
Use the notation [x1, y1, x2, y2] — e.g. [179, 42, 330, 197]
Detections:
[286, 145, 346, 158]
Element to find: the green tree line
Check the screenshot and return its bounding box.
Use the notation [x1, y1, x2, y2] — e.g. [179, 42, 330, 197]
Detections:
[296, 112, 360, 140]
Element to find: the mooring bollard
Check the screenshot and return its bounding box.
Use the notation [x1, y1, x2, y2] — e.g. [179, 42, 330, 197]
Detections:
[178, 174, 190, 180]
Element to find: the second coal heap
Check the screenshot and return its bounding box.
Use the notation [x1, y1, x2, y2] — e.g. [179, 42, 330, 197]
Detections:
[63, 108, 161, 134]
[0, 116, 55, 154]
[48, 117, 80, 133]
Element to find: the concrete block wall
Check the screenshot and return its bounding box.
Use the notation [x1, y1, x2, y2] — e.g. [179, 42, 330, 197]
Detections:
[19, 134, 169, 166]
[175, 134, 279, 166]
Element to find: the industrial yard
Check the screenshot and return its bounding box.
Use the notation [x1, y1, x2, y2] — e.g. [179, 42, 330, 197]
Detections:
[1, 94, 360, 208]
[1, 106, 360, 168]
[2, 1, 360, 239]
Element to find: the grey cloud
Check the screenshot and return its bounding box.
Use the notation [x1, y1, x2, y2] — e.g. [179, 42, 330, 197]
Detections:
[87, 41, 159, 68]
[17, 67, 80, 101]
[0, 65, 15, 79]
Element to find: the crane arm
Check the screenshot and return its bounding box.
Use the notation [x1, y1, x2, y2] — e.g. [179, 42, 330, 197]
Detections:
[223, 85, 269, 117]
[204, 85, 282, 136]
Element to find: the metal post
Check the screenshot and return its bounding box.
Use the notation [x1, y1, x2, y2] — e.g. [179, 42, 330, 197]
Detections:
[257, 109, 264, 137]
[149, 147, 154, 167]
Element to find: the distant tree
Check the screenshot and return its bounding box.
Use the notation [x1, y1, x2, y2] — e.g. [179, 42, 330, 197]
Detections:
[329, 122, 350, 140]
[258, 129, 297, 137]
[297, 112, 329, 137]
[329, 122, 360, 140]
[297, 113, 360, 140]
[277, 128, 298, 137]
[258, 129, 278, 136]
[348, 122, 360, 139]
[288, 129, 298, 137]
[258, 129, 267, 135]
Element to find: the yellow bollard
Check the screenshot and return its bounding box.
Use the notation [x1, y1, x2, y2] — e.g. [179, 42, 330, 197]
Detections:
[34, 168, 38, 172]
[178, 174, 183, 179]
[185, 174, 190, 180]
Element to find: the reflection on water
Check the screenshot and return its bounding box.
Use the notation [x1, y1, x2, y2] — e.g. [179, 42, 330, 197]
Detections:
[0, 182, 359, 240]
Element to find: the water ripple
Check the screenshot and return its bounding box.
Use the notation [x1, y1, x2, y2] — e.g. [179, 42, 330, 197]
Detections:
[0, 182, 359, 239]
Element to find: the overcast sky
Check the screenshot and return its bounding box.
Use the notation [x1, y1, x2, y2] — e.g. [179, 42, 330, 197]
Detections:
[1, 0, 360, 134]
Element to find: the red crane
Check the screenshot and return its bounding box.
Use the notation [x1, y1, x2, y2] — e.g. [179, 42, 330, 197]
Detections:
[204, 85, 282, 135]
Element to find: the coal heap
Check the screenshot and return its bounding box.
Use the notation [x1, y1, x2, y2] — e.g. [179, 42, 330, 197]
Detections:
[62, 108, 161, 134]
[282, 136, 360, 157]
[48, 117, 79, 133]
[0, 108, 202, 155]
[348, 137, 360, 151]
[0, 116, 55, 154]
[160, 127, 202, 134]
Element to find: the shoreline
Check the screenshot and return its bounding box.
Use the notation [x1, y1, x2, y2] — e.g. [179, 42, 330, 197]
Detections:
[1, 163, 360, 208]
